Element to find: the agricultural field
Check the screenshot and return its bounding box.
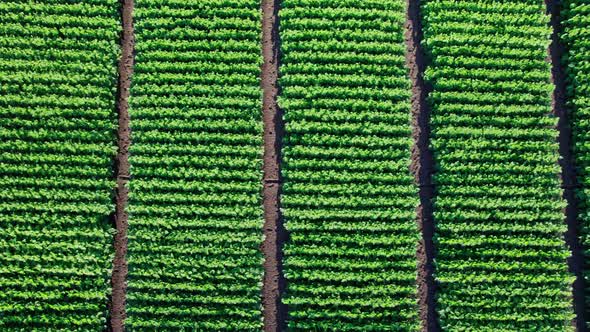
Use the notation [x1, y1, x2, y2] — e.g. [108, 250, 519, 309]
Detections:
[126, 0, 263, 330]
[0, 0, 119, 329]
[279, 0, 419, 330]
[1, 0, 589, 331]
[562, 0, 590, 321]
[423, 0, 573, 330]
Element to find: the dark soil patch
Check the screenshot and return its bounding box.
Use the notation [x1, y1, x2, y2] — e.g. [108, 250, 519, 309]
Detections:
[261, 0, 287, 331]
[405, 0, 439, 331]
[545, 0, 586, 330]
[109, 0, 134, 330]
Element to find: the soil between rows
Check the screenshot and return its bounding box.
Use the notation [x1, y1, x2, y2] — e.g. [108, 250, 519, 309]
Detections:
[545, 0, 586, 330]
[110, 0, 134, 330]
[405, 0, 439, 331]
[261, 0, 287, 331]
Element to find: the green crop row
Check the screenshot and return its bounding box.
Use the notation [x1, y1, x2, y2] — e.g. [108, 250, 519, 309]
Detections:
[561, 0, 590, 323]
[126, 0, 263, 330]
[279, 0, 419, 330]
[0, 0, 119, 330]
[422, 0, 574, 330]
[3, 0, 588, 330]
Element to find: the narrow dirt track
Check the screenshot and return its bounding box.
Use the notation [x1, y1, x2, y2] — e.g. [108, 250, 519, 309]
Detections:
[405, 0, 439, 331]
[261, 0, 287, 331]
[545, 0, 586, 330]
[110, 0, 134, 330]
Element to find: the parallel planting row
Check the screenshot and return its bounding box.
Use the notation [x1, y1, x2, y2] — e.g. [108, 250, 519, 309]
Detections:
[561, 0, 590, 321]
[0, 0, 119, 329]
[422, 0, 573, 330]
[126, 0, 263, 330]
[2, 0, 590, 331]
[279, 0, 419, 330]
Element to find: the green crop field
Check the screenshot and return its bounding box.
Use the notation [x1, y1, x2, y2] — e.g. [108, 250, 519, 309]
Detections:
[280, 0, 418, 330]
[423, 0, 573, 330]
[1, 0, 589, 331]
[125, 0, 263, 330]
[0, 0, 119, 329]
[562, 0, 590, 322]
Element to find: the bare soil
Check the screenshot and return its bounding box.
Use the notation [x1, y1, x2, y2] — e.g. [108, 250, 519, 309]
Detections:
[405, 0, 439, 331]
[261, 0, 287, 331]
[109, 0, 134, 330]
[545, 0, 586, 330]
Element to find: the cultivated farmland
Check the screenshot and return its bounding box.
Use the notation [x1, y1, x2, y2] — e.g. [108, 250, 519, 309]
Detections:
[280, 0, 419, 330]
[0, 1, 118, 329]
[562, 0, 590, 322]
[126, 0, 263, 330]
[0, 0, 589, 331]
[423, 0, 573, 330]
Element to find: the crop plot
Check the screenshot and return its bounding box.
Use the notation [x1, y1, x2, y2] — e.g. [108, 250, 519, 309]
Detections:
[0, 0, 119, 329]
[423, 0, 573, 330]
[124, 0, 264, 330]
[562, 0, 590, 322]
[279, 0, 419, 329]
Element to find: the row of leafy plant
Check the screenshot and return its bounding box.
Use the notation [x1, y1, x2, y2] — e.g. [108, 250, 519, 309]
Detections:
[0, 0, 119, 330]
[2, 0, 587, 330]
[125, 0, 264, 330]
[422, 0, 574, 330]
[279, 0, 420, 330]
[562, 0, 590, 323]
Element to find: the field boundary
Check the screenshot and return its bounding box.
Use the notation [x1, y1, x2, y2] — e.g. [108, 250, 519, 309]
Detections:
[545, 0, 586, 330]
[405, 0, 439, 331]
[110, 0, 134, 330]
[261, 0, 287, 331]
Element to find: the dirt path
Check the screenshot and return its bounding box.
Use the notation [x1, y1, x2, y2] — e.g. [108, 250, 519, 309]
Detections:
[261, 0, 287, 331]
[110, 0, 134, 330]
[545, 0, 586, 330]
[405, 0, 439, 331]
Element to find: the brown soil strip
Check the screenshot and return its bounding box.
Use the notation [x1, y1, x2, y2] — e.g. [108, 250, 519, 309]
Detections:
[109, 0, 134, 331]
[405, 0, 439, 331]
[261, 0, 287, 331]
[545, 0, 586, 330]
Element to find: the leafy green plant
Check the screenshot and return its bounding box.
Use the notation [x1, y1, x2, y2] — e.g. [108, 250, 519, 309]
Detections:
[562, 0, 590, 324]
[423, 0, 574, 330]
[126, 0, 263, 330]
[280, 0, 419, 330]
[0, 0, 119, 330]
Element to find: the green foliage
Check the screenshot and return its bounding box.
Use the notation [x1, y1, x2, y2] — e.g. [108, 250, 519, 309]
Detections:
[126, 0, 263, 330]
[422, 0, 574, 330]
[0, 0, 119, 330]
[280, 0, 419, 330]
[561, 0, 590, 324]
